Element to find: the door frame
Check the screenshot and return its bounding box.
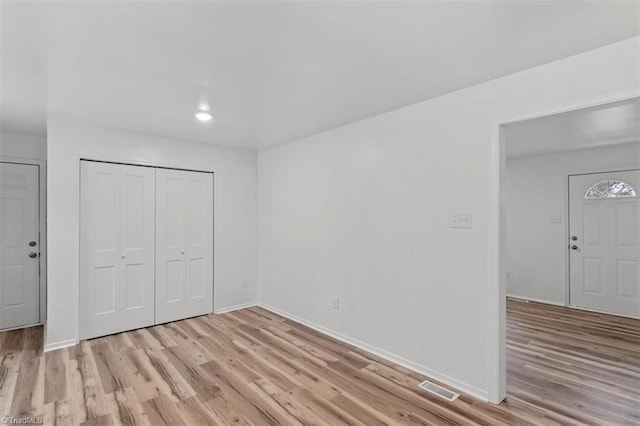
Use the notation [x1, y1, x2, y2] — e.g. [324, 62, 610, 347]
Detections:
[566, 168, 640, 316]
[0, 156, 47, 329]
[488, 87, 640, 404]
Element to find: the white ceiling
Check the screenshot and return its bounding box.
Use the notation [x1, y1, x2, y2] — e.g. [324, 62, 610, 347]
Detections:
[2, 1, 639, 150]
[504, 98, 640, 158]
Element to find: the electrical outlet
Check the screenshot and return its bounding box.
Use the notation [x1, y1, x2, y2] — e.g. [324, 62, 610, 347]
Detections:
[240, 277, 248, 288]
[332, 296, 340, 310]
[449, 213, 472, 229]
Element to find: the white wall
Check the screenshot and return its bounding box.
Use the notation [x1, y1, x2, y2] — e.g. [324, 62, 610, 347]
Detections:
[506, 143, 640, 305]
[0, 131, 47, 160]
[46, 120, 257, 350]
[257, 36, 640, 400]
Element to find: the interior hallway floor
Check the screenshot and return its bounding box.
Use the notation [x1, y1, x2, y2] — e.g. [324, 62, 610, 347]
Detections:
[0, 300, 638, 425]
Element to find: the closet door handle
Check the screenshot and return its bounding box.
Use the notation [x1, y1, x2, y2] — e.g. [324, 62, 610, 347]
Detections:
[180, 249, 185, 255]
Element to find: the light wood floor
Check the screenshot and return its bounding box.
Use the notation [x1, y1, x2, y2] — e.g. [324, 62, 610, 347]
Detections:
[0, 301, 638, 425]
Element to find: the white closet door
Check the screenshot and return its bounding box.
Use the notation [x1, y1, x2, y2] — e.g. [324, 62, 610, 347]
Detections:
[80, 161, 155, 339]
[155, 168, 187, 323]
[184, 170, 214, 317]
[155, 169, 213, 324]
[119, 165, 156, 328]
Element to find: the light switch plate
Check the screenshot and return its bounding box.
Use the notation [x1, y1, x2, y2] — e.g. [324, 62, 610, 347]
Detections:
[450, 213, 472, 229]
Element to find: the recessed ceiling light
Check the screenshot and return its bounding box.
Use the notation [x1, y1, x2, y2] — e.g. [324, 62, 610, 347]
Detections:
[195, 111, 213, 122]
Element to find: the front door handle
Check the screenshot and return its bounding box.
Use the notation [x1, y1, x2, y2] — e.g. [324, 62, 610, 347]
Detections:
[29, 252, 38, 258]
[571, 245, 579, 250]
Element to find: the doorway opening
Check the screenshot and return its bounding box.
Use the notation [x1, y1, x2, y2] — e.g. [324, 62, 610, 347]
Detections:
[498, 97, 640, 423]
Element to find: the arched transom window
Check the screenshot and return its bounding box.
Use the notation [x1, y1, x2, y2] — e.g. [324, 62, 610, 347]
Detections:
[584, 180, 638, 200]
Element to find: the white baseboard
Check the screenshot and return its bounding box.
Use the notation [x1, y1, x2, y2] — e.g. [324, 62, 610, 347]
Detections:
[506, 294, 565, 307]
[256, 302, 489, 402]
[44, 338, 78, 352]
[214, 301, 258, 314]
[0, 322, 43, 333]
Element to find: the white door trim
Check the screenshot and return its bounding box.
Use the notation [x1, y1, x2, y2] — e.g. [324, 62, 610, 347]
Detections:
[488, 87, 640, 404]
[0, 156, 47, 328]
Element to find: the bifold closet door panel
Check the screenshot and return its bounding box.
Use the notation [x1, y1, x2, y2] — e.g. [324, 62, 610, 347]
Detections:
[119, 165, 156, 329]
[182, 170, 214, 318]
[155, 169, 213, 324]
[155, 168, 187, 324]
[80, 161, 155, 339]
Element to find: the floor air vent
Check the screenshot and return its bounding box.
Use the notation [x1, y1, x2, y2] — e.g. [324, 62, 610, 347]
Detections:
[418, 380, 459, 402]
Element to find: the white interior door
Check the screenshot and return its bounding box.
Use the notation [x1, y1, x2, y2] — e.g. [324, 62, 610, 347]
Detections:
[156, 169, 213, 324]
[569, 170, 640, 318]
[80, 161, 156, 339]
[0, 162, 40, 330]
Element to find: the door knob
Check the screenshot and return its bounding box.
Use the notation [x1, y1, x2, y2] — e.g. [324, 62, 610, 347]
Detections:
[571, 236, 578, 241]
[28, 252, 38, 258]
[29, 241, 37, 247]
[571, 245, 578, 250]
[121, 253, 126, 259]
[180, 249, 185, 255]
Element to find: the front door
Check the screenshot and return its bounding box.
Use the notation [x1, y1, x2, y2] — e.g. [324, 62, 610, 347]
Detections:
[0, 162, 40, 330]
[569, 170, 640, 318]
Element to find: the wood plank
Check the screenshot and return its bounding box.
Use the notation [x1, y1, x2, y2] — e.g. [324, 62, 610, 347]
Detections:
[205, 395, 250, 425]
[0, 351, 22, 418]
[113, 387, 151, 426]
[8, 331, 41, 418]
[74, 341, 119, 421]
[44, 349, 66, 404]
